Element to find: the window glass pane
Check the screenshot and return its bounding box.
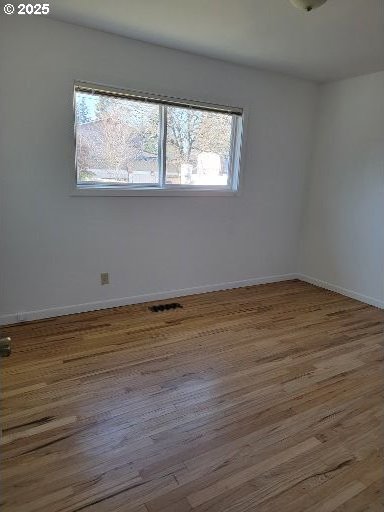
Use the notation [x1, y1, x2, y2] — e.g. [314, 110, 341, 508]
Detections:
[75, 92, 160, 185]
[166, 107, 233, 186]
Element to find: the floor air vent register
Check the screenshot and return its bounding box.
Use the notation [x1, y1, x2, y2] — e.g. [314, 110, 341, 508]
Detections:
[149, 303, 183, 313]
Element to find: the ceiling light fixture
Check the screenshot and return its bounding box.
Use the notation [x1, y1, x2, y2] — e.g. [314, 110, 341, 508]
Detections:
[289, 0, 328, 12]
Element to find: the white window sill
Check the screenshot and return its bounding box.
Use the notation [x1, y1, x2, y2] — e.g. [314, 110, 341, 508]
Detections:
[71, 186, 238, 197]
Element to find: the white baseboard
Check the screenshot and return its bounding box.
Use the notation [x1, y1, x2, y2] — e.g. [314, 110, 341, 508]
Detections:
[298, 274, 384, 309]
[0, 273, 297, 325]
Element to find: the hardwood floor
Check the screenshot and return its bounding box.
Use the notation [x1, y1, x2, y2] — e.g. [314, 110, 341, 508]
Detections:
[1, 280, 383, 512]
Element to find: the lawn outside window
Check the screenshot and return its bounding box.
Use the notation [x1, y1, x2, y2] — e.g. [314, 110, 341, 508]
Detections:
[73, 82, 243, 196]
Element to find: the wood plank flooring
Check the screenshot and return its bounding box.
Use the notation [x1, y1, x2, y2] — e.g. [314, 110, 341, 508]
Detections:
[1, 280, 383, 512]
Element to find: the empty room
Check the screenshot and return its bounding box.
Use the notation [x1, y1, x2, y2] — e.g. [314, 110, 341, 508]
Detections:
[0, 0, 383, 511]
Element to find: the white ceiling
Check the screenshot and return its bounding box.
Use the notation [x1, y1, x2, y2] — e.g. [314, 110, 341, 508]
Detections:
[50, 0, 384, 82]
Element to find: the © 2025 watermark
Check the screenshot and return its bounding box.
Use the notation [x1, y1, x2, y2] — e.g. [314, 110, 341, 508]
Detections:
[3, 3, 50, 15]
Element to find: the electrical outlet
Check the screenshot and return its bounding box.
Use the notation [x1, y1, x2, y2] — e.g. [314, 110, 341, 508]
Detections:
[100, 272, 109, 285]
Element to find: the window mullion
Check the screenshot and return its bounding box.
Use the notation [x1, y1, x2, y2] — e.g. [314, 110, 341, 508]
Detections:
[227, 114, 237, 190]
[159, 105, 167, 188]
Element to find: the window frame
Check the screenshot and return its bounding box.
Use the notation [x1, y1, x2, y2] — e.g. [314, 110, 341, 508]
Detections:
[72, 81, 244, 196]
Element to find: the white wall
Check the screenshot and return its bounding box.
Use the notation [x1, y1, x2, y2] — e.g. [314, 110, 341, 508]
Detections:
[299, 72, 384, 308]
[0, 16, 318, 322]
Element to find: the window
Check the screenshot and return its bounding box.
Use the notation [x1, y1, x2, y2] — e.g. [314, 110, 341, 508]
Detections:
[74, 82, 243, 195]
